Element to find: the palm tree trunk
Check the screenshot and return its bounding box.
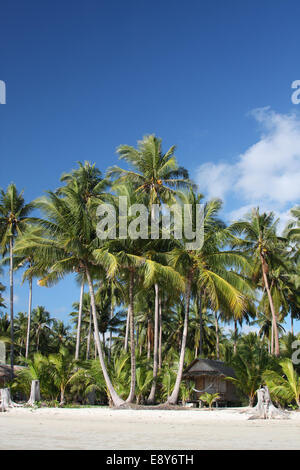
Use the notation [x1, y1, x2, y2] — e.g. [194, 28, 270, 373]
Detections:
[124, 306, 130, 352]
[86, 305, 92, 360]
[167, 273, 192, 405]
[94, 332, 98, 359]
[198, 293, 203, 357]
[234, 319, 237, 355]
[85, 266, 124, 407]
[60, 386, 65, 406]
[75, 281, 84, 360]
[215, 311, 220, 360]
[291, 315, 294, 336]
[147, 319, 152, 360]
[102, 333, 106, 354]
[148, 283, 159, 403]
[260, 254, 280, 356]
[9, 237, 14, 377]
[109, 299, 113, 360]
[158, 295, 162, 370]
[126, 270, 136, 403]
[25, 278, 32, 359]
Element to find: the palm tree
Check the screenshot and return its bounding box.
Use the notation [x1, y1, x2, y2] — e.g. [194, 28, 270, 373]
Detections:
[108, 136, 193, 403]
[59, 160, 111, 205]
[230, 209, 287, 356]
[0, 279, 6, 309]
[263, 358, 300, 408]
[95, 185, 183, 403]
[285, 206, 300, 257]
[48, 347, 79, 405]
[226, 333, 274, 406]
[16, 352, 53, 399]
[12, 225, 49, 359]
[59, 161, 112, 361]
[166, 193, 251, 404]
[31, 306, 53, 352]
[51, 320, 72, 350]
[0, 184, 36, 372]
[199, 392, 220, 409]
[107, 134, 193, 206]
[14, 183, 125, 406]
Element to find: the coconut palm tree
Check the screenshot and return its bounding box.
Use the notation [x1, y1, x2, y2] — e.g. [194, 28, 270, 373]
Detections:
[285, 206, 300, 258]
[263, 358, 300, 408]
[226, 333, 274, 406]
[15, 352, 53, 399]
[108, 137, 193, 402]
[14, 184, 125, 406]
[0, 184, 37, 372]
[230, 209, 287, 356]
[48, 347, 79, 405]
[31, 306, 53, 353]
[107, 134, 193, 206]
[12, 225, 50, 359]
[199, 392, 220, 409]
[94, 182, 183, 403]
[58, 161, 111, 361]
[166, 193, 251, 404]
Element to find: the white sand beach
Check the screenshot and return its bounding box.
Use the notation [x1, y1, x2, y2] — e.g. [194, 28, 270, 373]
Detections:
[1, 407, 300, 450]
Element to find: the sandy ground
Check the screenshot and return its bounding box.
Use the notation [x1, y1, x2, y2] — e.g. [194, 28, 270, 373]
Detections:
[0, 406, 300, 450]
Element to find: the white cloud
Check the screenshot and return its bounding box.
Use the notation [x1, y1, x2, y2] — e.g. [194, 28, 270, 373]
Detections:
[196, 162, 236, 200]
[196, 107, 300, 225]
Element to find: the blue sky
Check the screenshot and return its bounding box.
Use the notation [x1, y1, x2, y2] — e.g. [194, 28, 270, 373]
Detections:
[0, 0, 299, 331]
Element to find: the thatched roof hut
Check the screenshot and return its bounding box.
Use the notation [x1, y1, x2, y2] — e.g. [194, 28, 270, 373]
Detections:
[0, 364, 25, 387]
[183, 358, 240, 405]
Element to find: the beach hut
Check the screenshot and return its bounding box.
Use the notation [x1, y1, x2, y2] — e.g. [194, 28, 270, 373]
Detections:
[0, 364, 26, 388]
[0, 364, 14, 388]
[183, 358, 240, 406]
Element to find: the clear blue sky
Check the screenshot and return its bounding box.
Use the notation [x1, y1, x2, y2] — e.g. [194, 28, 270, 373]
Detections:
[0, 0, 299, 331]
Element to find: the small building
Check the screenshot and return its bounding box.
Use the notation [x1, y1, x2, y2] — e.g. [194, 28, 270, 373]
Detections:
[0, 365, 26, 388]
[183, 358, 240, 406]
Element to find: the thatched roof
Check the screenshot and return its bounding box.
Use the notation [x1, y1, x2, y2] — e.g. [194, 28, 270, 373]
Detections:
[0, 364, 26, 380]
[183, 358, 236, 378]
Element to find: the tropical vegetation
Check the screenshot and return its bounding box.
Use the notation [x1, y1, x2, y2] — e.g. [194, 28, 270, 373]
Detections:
[0, 135, 299, 408]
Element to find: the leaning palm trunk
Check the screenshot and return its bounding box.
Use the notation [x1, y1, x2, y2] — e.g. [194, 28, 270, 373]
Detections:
[109, 299, 113, 360]
[260, 254, 280, 356]
[86, 305, 92, 360]
[25, 278, 33, 359]
[233, 319, 237, 355]
[124, 306, 130, 353]
[147, 319, 152, 359]
[214, 311, 220, 360]
[148, 283, 159, 403]
[271, 318, 274, 355]
[9, 238, 14, 377]
[85, 267, 124, 407]
[75, 281, 84, 360]
[126, 270, 136, 403]
[158, 295, 162, 370]
[198, 293, 203, 357]
[167, 274, 192, 405]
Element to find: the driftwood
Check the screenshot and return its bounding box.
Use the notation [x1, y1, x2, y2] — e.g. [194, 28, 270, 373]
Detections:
[27, 380, 41, 406]
[248, 386, 288, 420]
